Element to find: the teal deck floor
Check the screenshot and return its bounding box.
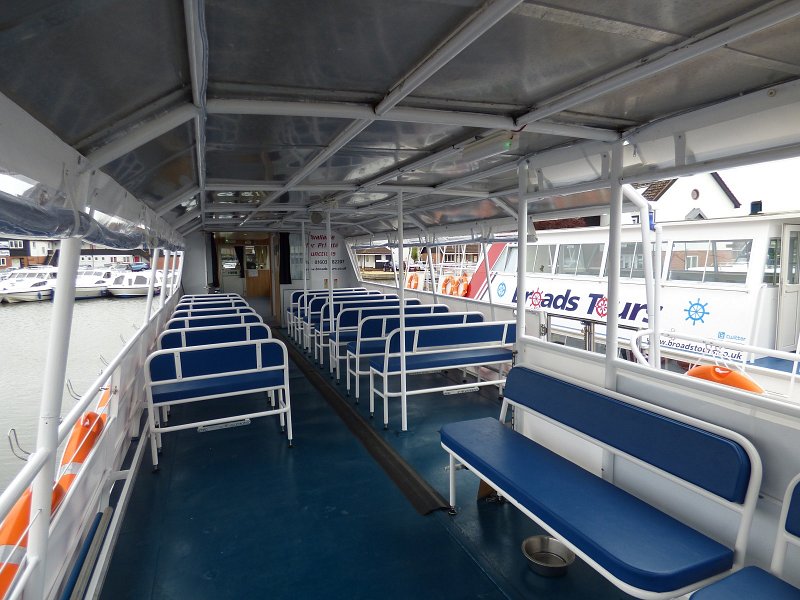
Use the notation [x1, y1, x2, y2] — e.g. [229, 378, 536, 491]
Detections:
[100, 364, 506, 599]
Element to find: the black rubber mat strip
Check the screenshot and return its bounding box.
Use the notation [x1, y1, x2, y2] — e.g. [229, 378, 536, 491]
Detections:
[273, 327, 449, 516]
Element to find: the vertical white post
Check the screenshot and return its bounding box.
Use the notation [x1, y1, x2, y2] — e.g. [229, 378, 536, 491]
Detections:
[398, 191, 408, 431]
[605, 144, 624, 390]
[482, 242, 496, 321]
[326, 212, 334, 363]
[159, 249, 171, 308]
[516, 161, 529, 341]
[301, 221, 307, 299]
[26, 236, 82, 598]
[427, 248, 439, 304]
[143, 247, 160, 325]
[652, 225, 663, 365]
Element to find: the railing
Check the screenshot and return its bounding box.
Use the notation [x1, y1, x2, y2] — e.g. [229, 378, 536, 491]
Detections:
[630, 329, 800, 402]
[0, 271, 183, 600]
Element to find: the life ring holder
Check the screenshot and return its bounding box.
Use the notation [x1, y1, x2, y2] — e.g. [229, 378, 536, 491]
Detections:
[406, 273, 419, 290]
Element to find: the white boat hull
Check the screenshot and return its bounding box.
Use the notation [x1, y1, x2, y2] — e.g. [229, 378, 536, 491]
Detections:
[75, 286, 107, 299]
[4, 290, 53, 303]
[107, 286, 158, 298]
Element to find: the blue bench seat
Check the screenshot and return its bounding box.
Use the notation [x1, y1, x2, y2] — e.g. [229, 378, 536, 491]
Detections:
[150, 370, 285, 404]
[441, 417, 733, 593]
[692, 566, 800, 599]
[371, 348, 513, 373]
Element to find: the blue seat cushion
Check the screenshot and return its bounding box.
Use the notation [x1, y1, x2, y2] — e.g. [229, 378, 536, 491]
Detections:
[347, 339, 389, 355]
[692, 566, 800, 599]
[370, 348, 513, 373]
[335, 331, 358, 344]
[150, 371, 284, 404]
[440, 418, 734, 593]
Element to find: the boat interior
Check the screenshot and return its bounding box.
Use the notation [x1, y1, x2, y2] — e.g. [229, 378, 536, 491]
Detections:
[1, 1, 800, 599]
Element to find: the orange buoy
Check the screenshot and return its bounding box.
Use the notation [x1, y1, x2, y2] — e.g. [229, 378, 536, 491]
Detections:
[59, 412, 104, 485]
[456, 274, 469, 297]
[406, 273, 419, 290]
[686, 365, 764, 394]
[0, 481, 68, 597]
[441, 275, 457, 295]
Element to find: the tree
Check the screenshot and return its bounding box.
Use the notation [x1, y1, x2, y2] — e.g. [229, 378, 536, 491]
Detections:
[410, 246, 418, 262]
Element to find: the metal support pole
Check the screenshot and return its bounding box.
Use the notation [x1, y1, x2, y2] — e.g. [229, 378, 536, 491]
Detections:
[301, 220, 307, 299]
[652, 225, 663, 365]
[398, 191, 408, 431]
[516, 160, 529, 341]
[159, 250, 171, 308]
[605, 144, 624, 390]
[482, 242, 495, 320]
[26, 235, 82, 598]
[427, 249, 439, 303]
[326, 212, 334, 359]
[143, 248, 160, 325]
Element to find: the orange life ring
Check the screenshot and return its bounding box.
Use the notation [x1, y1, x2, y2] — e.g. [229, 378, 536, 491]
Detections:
[406, 273, 419, 290]
[0, 482, 67, 596]
[58, 411, 104, 485]
[456, 275, 469, 297]
[686, 365, 764, 394]
[441, 275, 457, 296]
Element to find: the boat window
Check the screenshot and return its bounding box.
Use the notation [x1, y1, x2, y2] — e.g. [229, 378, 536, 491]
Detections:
[113, 275, 124, 285]
[763, 238, 780, 285]
[606, 242, 645, 279]
[502, 247, 518, 273]
[134, 275, 147, 285]
[668, 239, 750, 283]
[555, 243, 603, 276]
[526, 244, 556, 274]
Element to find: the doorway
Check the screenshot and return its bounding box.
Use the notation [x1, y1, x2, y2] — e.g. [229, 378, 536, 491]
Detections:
[777, 225, 800, 351]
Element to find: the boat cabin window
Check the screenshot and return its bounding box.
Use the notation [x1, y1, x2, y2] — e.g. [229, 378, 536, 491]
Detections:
[134, 275, 147, 285]
[606, 242, 646, 279]
[113, 275, 124, 285]
[526, 244, 556, 274]
[555, 243, 604, 276]
[764, 237, 780, 285]
[668, 239, 750, 284]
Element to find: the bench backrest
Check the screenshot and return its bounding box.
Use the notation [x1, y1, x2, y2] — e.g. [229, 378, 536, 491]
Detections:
[176, 299, 248, 310]
[297, 289, 378, 312]
[503, 366, 752, 504]
[290, 287, 366, 305]
[308, 293, 395, 316]
[148, 339, 287, 383]
[318, 298, 422, 328]
[172, 306, 256, 319]
[358, 312, 484, 344]
[337, 304, 449, 330]
[167, 313, 263, 329]
[159, 323, 271, 349]
[390, 320, 515, 353]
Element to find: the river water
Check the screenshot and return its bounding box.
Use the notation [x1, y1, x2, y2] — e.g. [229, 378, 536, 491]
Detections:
[0, 297, 149, 491]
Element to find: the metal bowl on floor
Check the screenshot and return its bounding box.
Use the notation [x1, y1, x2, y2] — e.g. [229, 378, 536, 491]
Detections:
[521, 535, 576, 577]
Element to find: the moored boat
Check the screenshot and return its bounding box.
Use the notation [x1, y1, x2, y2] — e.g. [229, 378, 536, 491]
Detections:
[105, 270, 161, 298]
[74, 268, 118, 299]
[0, 266, 58, 303]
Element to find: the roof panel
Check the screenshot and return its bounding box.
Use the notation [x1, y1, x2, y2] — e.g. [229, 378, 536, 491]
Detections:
[103, 121, 196, 204]
[0, 0, 189, 146]
[205, 0, 480, 95]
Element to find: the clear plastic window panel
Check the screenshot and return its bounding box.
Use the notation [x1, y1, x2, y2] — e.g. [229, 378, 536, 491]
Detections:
[526, 244, 556, 274]
[668, 241, 709, 282]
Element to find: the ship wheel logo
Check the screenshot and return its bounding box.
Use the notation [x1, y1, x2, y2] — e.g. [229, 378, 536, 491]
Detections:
[528, 288, 544, 308]
[594, 296, 608, 318]
[496, 282, 507, 297]
[684, 298, 710, 326]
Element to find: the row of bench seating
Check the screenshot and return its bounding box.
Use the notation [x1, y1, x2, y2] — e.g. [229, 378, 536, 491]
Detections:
[441, 365, 800, 599]
[288, 287, 799, 597]
[286, 288, 516, 431]
[144, 294, 292, 470]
